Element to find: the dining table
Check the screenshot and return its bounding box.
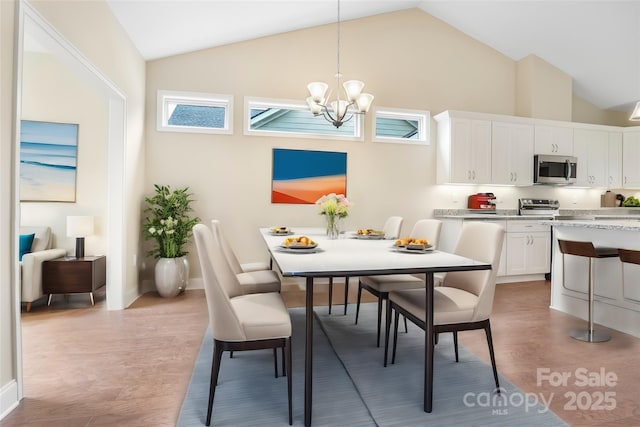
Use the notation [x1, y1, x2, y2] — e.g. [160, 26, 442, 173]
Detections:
[260, 227, 492, 426]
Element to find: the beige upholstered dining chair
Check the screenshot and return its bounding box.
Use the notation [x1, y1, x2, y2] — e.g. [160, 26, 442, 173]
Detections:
[385, 221, 504, 394]
[355, 219, 441, 347]
[212, 220, 280, 295]
[328, 215, 405, 316]
[193, 223, 293, 426]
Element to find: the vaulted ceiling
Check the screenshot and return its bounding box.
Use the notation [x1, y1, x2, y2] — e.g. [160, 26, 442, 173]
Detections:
[106, 0, 640, 114]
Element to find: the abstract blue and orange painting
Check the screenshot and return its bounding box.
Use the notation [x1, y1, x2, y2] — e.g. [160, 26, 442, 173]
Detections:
[272, 148, 347, 204]
[20, 120, 78, 202]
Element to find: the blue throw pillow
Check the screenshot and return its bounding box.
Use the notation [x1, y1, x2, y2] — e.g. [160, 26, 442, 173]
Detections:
[19, 233, 35, 261]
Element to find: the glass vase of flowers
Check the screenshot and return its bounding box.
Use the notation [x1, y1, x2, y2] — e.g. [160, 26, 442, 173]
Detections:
[316, 193, 351, 239]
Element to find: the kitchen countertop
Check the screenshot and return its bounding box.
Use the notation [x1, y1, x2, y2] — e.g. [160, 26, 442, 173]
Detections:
[434, 208, 640, 221]
[543, 219, 640, 231]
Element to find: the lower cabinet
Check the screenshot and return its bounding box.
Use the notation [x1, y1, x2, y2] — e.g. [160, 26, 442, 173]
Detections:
[504, 221, 550, 276]
[438, 218, 550, 281]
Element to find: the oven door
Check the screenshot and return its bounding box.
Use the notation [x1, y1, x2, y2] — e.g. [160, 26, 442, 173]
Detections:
[534, 155, 577, 184]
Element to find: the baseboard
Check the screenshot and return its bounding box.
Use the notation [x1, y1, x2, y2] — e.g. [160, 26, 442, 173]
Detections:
[496, 274, 547, 284]
[141, 278, 204, 292]
[0, 380, 19, 422]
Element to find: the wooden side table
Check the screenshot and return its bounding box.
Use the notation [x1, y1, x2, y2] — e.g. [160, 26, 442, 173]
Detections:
[42, 256, 107, 306]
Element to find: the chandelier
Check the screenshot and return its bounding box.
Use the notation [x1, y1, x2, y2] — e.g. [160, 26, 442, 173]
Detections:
[306, 0, 374, 128]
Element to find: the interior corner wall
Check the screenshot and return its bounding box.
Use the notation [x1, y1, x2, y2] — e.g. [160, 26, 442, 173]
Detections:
[516, 54, 572, 121]
[572, 94, 633, 127]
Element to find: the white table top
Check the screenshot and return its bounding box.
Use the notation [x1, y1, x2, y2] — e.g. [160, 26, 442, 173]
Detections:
[260, 227, 490, 278]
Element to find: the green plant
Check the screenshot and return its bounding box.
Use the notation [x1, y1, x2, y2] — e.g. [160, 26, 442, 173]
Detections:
[144, 184, 200, 258]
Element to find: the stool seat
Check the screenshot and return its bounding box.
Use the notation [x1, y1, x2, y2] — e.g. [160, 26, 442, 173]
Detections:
[557, 239, 618, 343]
[618, 248, 640, 265]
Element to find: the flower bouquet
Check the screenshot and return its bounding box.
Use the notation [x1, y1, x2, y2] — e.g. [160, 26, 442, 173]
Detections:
[316, 193, 351, 239]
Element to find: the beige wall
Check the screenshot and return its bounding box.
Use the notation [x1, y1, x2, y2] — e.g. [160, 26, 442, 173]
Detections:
[21, 52, 108, 256]
[516, 54, 573, 121]
[144, 9, 518, 280]
[572, 94, 633, 127]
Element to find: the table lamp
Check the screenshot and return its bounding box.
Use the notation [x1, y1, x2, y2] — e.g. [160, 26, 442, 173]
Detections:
[67, 215, 94, 258]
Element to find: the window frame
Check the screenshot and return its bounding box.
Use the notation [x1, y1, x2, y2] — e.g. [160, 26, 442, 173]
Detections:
[156, 90, 234, 135]
[244, 96, 364, 142]
[371, 107, 430, 145]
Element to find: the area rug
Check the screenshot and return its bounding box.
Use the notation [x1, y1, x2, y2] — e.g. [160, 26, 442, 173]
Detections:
[177, 303, 567, 426]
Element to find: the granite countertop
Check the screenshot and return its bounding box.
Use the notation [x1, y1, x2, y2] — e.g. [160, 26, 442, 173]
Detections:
[542, 219, 640, 231]
[434, 208, 640, 221]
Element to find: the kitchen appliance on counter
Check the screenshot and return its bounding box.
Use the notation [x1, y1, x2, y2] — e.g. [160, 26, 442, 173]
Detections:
[518, 198, 560, 216]
[533, 154, 577, 185]
[468, 193, 497, 210]
[601, 191, 626, 207]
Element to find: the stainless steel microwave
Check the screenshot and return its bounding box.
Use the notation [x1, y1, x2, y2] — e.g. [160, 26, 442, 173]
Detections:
[533, 154, 577, 185]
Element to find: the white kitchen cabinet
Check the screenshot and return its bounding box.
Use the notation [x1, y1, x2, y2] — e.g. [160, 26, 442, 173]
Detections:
[608, 131, 623, 189]
[491, 121, 534, 186]
[435, 112, 492, 184]
[573, 128, 608, 187]
[504, 221, 550, 276]
[534, 125, 573, 155]
[623, 129, 640, 189]
[506, 232, 550, 276]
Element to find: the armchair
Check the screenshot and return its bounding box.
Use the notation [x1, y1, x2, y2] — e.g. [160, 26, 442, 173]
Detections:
[20, 226, 67, 312]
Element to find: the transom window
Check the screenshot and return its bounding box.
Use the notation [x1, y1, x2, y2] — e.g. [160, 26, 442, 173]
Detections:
[157, 90, 233, 134]
[372, 107, 430, 145]
[245, 97, 363, 141]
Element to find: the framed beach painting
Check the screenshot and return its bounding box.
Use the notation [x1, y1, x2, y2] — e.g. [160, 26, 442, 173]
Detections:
[272, 148, 347, 204]
[20, 120, 79, 202]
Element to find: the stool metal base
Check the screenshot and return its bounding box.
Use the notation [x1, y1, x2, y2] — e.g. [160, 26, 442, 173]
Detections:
[570, 329, 611, 343]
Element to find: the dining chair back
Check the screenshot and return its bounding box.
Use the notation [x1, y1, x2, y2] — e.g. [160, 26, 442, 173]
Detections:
[441, 221, 503, 322]
[193, 223, 293, 425]
[409, 219, 442, 249]
[382, 216, 404, 239]
[386, 221, 504, 392]
[213, 219, 271, 273]
[212, 219, 280, 294]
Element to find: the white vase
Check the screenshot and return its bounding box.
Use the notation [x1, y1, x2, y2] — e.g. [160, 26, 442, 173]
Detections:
[155, 256, 188, 297]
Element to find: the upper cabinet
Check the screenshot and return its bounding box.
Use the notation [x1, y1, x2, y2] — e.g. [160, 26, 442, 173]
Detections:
[534, 125, 573, 155]
[623, 129, 640, 189]
[435, 112, 492, 184]
[492, 121, 534, 186]
[608, 132, 623, 189]
[573, 128, 608, 187]
[435, 110, 640, 188]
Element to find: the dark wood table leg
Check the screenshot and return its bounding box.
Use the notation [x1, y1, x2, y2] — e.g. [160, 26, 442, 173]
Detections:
[343, 276, 349, 315]
[305, 276, 314, 426]
[424, 272, 434, 413]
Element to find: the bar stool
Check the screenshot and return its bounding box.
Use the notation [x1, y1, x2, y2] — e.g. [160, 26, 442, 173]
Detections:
[557, 239, 618, 343]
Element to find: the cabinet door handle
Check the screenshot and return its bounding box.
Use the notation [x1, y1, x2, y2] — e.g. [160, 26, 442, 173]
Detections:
[468, 170, 471, 180]
[473, 170, 476, 180]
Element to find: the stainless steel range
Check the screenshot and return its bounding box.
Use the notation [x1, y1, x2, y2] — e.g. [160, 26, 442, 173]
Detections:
[518, 198, 560, 216]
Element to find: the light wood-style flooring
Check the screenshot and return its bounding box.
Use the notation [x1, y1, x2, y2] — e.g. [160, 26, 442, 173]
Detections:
[2, 280, 639, 426]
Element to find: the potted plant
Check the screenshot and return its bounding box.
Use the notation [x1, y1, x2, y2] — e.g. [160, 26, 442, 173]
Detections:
[144, 184, 200, 297]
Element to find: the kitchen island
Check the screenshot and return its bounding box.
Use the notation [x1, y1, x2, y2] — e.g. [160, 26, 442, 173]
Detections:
[546, 219, 640, 338]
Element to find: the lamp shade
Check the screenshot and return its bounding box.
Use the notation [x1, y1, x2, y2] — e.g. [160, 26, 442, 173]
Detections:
[67, 216, 94, 237]
[630, 101, 640, 121]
